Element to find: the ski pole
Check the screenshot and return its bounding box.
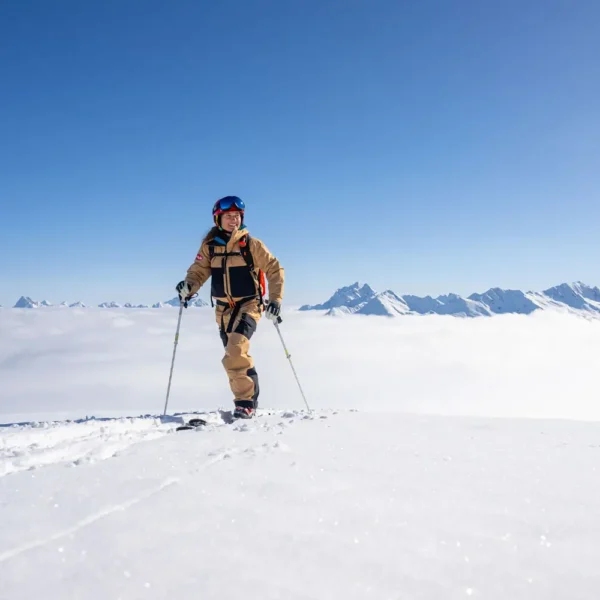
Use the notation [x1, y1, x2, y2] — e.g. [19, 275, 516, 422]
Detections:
[273, 317, 311, 412]
[163, 300, 186, 416]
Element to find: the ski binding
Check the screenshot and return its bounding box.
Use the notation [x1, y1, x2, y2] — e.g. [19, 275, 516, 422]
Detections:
[176, 418, 208, 431]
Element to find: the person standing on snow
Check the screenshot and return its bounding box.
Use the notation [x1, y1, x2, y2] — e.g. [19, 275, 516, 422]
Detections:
[175, 196, 284, 419]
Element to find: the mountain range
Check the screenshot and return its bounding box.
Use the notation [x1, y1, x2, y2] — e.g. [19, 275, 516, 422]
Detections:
[300, 281, 600, 317]
[6, 281, 600, 317]
[8, 297, 209, 309]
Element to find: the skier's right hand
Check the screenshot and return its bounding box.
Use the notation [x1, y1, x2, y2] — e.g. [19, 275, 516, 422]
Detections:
[176, 280, 192, 302]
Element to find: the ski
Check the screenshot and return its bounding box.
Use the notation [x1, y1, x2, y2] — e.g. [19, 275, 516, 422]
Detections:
[174, 408, 258, 431]
[175, 417, 208, 431]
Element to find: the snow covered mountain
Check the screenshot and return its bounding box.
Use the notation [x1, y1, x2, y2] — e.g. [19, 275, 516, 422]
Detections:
[163, 296, 209, 308]
[327, 290, 411, 316]
[13, 297, 88, 308]
[13, 296, 48, 308]
[98, 301, 122, 308]
[543, 282, 600, 313]
[403, 293, 493, 317]
[300, 282, 376, 311]
[467, 288, 539, 315]
[306, 281, 600, 317]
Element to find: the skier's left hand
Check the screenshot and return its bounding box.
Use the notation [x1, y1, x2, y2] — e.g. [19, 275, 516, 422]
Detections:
[265, 300, 281, 322]
[176, 280, 192, 302]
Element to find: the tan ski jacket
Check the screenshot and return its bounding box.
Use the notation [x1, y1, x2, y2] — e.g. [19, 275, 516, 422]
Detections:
[184, 226, 284, 305]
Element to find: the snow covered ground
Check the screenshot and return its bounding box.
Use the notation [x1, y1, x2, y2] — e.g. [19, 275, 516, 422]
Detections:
[1, 308, 600, 598]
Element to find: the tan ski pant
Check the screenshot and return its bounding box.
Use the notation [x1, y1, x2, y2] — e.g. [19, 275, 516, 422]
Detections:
[215, 299, 262, 405]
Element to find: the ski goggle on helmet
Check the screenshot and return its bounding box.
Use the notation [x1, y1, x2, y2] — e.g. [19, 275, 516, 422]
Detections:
[212, 196, 245, 224]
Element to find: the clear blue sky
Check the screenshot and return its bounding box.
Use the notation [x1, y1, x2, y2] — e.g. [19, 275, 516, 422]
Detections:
[1, 0, 599, 307]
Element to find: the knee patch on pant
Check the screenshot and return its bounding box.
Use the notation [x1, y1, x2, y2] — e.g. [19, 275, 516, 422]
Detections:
[234, 313, 257, 339]
[220, 312, 256, 348]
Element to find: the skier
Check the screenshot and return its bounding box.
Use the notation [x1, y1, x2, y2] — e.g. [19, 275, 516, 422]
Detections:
[175, 196, 284, 419]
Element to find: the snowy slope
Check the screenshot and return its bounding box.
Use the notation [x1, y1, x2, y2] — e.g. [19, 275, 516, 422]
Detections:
[574, 281, 600, 303]
[326, 305, 354, 316]
[356, 290, 411, 316]
[0, 415, 173, 477]
[1, 410, 600, 600]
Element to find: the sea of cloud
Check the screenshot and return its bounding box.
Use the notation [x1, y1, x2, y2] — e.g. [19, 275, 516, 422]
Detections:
[1, 307, 599, 423]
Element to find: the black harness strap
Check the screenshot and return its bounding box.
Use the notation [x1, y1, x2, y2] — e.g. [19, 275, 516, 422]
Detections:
[226, 301, 244, 334]
[216, 296, 256, 307]
[208, 244, 216, 307]
[239, 236, 264, 308]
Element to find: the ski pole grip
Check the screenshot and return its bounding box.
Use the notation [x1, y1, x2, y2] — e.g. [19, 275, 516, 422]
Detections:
[182, 293, 195, 309]
[277, 316, 283, 324]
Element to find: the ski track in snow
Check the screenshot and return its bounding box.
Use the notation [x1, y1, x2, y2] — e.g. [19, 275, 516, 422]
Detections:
[0, 477, 180, 564]
[0, 409, 325, 477]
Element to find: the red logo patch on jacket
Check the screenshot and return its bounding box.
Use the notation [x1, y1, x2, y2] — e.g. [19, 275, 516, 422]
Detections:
[195, 253, 203, 261]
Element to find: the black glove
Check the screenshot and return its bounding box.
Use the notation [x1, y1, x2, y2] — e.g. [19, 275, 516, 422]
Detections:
[175, 280, 192, 302]
[265, 300, 281, 322]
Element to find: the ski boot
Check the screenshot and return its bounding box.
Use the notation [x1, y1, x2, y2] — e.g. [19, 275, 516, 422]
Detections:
[233, 400, 256, 419]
